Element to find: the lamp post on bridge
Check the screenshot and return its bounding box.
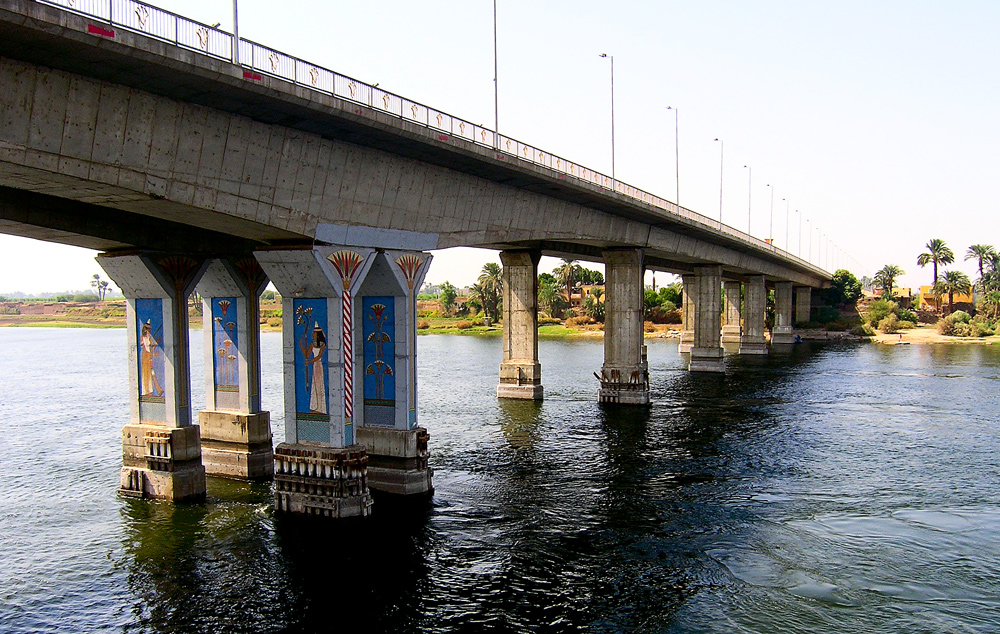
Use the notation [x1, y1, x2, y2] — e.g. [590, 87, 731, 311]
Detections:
[493, 0, 499, 138]
[232, 0, 240, 65]
[797, 210, 802, 258]
[743, 165, 752, 236]
[765, 184, 774, 244]
[667, 106, 679, 205]
[599, 53, 615, 180]
[714, 138, 724, 224]
[806, 218, 811, 262]
[782, 198, 790, 252]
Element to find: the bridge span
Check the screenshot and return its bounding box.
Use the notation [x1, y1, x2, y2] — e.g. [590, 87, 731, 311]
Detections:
[0, 0, 831, 515]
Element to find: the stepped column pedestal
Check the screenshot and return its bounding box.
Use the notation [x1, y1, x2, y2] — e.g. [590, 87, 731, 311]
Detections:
[740, 275, 769, 355]
[772, 282, 795, 345]
[195, 257, 273, 480]
[598, 249, 649, 405]
[689, 265, 725, 373]
[497, 250, 543, 400]
[98, 252, 210, 502]
[721, 280, 742, 344]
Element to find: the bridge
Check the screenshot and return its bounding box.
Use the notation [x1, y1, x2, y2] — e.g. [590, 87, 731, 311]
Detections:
[0, 0, 831, 516]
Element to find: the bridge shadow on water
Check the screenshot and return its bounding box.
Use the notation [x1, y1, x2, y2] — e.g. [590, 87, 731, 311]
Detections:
[117, 340, 846, 634]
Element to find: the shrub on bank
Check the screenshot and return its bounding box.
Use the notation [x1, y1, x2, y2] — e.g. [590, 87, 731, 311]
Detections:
[850, 324, 875, 337]
[417, 319, 430, 330]
[537, 316, 562, 326]
[565, 316, 594, 327]
[647, 306, 681, 324]
[864, 299, 897, 328]
[455, 320, 473, 330]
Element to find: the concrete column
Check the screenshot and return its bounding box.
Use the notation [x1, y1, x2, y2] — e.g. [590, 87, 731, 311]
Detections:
[689, 265, 725, 372]
[97, 252, 210, 502]
[255, 246, 377, 517]
[354, 250, 435, 496]
[721, 280, 742, 344]
[598, 249, 649, 405]
[795, 286, 812, 326]
[772, 281, 794, 345]
[195, 257, 273, 480]
[679, 274, 695, 353]
[498, 250, 543, 400]
[739, 275, 768, 355]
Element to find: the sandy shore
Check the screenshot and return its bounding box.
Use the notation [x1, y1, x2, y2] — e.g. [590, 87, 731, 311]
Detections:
[870, 324, 1000, 345]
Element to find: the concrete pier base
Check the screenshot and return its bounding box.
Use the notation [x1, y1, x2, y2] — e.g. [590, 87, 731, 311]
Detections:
[120, 424, 206, 501]
[772, 282, 795, 345]
[721, 281, 742, 344]
[197, 410, 273, 479]
[498, 362, 543, 400]
[600, 249, 650, 405]
[273, 443, 373, 518]
[689, 347, 725, 373]
[356, 426, 433, 496]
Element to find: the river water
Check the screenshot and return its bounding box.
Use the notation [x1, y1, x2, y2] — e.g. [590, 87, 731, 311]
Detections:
[1, 328, 998, 633]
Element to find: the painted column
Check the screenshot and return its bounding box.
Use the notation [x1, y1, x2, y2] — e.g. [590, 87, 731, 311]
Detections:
[497, 250, 543, 400]
[721, 280, 742, 344]
[255, 246, 377, 518]
[795, 286, 812, 326]
[679, 275, 695, 354]
[598, 249, 649, 405]
[195, 257, 273, 480]
[690, 265, 725, 372]
[739, 275, 768, 355]
[354, 250, 435, 496]
[772, 281, 795, 345]
[97, 252, 209, 502]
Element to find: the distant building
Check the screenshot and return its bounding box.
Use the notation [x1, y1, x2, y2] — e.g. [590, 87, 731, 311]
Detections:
[918, 285, 974, 311]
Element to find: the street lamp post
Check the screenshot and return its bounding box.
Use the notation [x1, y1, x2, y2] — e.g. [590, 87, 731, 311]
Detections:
[714, 138, 723, 223]
[743, 165, 752, 235]
[599, 53, 615, 180]
[797, 209, 802, 257]
[806, 218, 811, 261]
[666, 106, 679, 205]
[765, 184, 774, 244]
[493, 0, 499, 137]
[232, 0, 240, 64]
[782, 198, 790, 252]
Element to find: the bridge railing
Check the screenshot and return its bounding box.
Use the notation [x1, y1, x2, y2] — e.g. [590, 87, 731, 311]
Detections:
[38, 0, 822, 275]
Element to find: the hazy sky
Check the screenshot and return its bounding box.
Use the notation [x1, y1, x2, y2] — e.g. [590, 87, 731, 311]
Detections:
[3, 0, 998, 293]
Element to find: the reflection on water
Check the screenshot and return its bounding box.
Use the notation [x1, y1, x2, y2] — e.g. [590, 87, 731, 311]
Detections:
[1, 329, 999, 633]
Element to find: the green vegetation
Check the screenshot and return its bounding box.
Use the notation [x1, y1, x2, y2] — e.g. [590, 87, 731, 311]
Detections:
[438, 281, 457, 314]
[934, 270, 972, 314]
[90, 274, 111, 301]
[863, 298, 917, 333]
[872, 264, 904, 298]
[820, 269, 863, 307]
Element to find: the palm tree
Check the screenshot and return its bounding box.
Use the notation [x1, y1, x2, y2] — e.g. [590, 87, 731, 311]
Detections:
[966, 244, 996, 284]
[917, 239, 954, 309]
[873, 264, 904, 298]
[475, 263, 503, 325]
[553, 258, 578, 304]
[934, 270, 972, 314]
[537, 278, 566, 318]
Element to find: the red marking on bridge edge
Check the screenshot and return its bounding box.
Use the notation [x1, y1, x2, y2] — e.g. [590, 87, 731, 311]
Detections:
[242, 71, 263, 81]
[87, 24, 115, 38]
[438, 135, 450, 141]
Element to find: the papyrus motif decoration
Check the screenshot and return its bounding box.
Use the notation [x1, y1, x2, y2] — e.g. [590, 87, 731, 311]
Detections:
[309, 67, 320, 86]
[348, 81, 357, 98]
[154, 255, 201, 411]
[135, 5, 149, 29]
[411, 104, 419, 118]
[383, 94, 390, 109]
[212, 298, 239, 410]
[196, 27, 209, 50]
[328, 250, 365, 445]
[436, 113, 443, 127]
[396, 253, 424, 428]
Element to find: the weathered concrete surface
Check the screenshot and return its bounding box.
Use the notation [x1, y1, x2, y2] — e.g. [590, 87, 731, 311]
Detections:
[795, 286, 812, 325]
[273, 443, 372, 517]
[599, 249, 649, 404]
[197, 411, 273, 480]
[721, 280, 742, 344]
[679, 275, 695, 354]
[740, 275, 768, 355]
[356, 426, 432, 496]
[498, 250, 542, 400]
[120, 424, 206, 502]
[0, 1, 829, 288]
[773, 282, 795, 345]
[689, 266, 725, 373]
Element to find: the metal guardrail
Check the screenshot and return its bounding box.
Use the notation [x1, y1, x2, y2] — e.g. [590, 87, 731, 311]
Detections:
[39, 0, 825, 275]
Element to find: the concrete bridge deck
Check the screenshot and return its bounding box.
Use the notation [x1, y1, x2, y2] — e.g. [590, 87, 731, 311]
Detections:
[0, 0, 829, 287]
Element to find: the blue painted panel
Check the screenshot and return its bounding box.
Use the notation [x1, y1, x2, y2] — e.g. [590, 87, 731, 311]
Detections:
[293, 298, 330, 443]
[135, 298, 166, 423]
[363, 296, 395, 427]
[211, 297, 239, 397]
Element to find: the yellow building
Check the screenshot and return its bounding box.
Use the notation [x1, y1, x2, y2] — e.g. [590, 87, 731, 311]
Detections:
[918, 285, 973, 310]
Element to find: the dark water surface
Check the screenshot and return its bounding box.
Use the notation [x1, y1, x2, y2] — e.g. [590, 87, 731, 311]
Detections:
[1, 329, 999, 633]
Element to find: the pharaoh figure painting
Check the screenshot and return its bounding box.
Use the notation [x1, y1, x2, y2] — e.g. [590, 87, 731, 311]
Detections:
[211, 297, 240, 411]
[135, 298, 166, 423]
[294, 298, 330, 443]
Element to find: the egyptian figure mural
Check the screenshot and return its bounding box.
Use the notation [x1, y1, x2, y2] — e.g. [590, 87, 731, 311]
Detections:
[211, 297, 240, 410]
[363, 296, 396, 427]
[293, 298, 330, 443]
[135, 298, 166, 423]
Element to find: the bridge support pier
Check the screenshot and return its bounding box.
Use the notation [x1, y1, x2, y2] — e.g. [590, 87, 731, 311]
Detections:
[679, 275, 695, 354]
[354, 249, 434, 496]
[195, 257, 273, 480]
[795, 286, 812, 326]
[740, 276, 769, 355]
[498, 250, 543, 400]
[98, 252, 209, 502]
[721, 281, 742, 344]
[255, 247, 376, 517]
[689, 265, 725, 372]
[772, 282, 795, 345]
[599, 249, 649, 405]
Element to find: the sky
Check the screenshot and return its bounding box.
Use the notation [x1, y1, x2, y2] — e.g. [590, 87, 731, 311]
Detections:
[3, 0, 999, 294]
